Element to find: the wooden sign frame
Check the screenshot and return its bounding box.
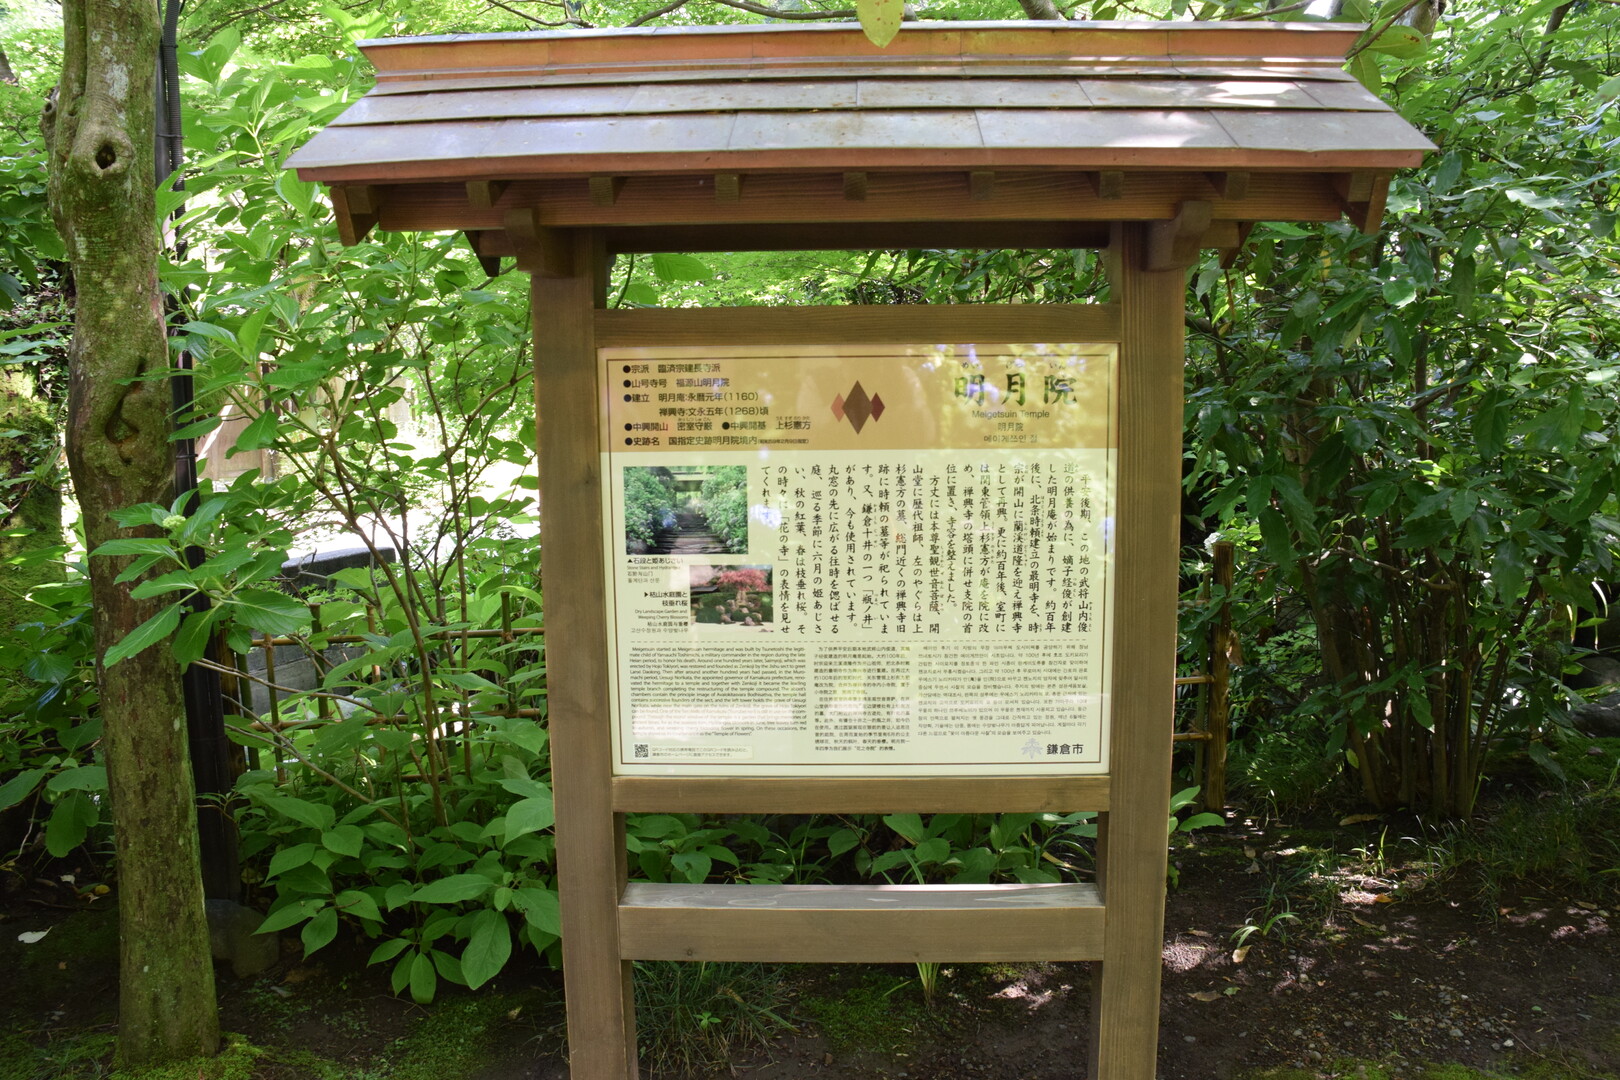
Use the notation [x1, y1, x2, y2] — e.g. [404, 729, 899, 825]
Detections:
[534, 224, 1181, 1080]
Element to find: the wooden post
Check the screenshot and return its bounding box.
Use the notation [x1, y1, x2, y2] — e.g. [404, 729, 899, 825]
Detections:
[1091, 222, 1181, 1080]
[531, 231, 637, 1080]
[1206, 539, 1235, 812]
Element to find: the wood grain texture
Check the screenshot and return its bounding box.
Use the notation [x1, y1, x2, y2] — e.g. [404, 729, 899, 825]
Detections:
[354, 22, 1367, 79]
[1088, 222, 1181, 1080]
[619, 883, 1105, 963]
[611, 775, 1111, 813]
[595, 303, 1121, 347]
[474, 220, 1113, 254]
[368, 171, 1347, 235]
[533, 233, 637, 1080]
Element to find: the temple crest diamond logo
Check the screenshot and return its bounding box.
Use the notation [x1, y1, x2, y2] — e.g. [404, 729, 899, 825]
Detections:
[831, 381, 885, 434]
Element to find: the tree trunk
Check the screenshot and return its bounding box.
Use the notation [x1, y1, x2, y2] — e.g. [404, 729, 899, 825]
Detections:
[41, 0, 219, 1067]
[0, 365, 61, 711]
[0, 44, 17, 85]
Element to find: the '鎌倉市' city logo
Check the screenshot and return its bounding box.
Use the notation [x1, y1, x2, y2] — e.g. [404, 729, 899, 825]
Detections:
[832, 382, 885, 434]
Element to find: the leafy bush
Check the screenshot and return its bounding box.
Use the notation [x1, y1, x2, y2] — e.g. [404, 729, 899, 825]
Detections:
[698, 466, 748, 553]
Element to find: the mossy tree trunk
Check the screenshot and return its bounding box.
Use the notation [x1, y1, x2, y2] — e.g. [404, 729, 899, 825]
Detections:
[41, 0, 219, 1067]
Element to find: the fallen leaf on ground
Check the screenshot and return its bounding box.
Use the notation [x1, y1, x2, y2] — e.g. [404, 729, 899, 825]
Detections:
[1223, 985, 1240, 996]
[1351, 915, 1385, 930]
[1187, 929, 1211, 937]
[1232, 946, 1250, 964]
[1576, 901, 1598, 911]
[1374, 894, 1395, 904]
[1339, 814, 1382, 825]
[1243, 846, 1257, 858]
[16, 930, 48, 944]
[1188, 990, 1222, 1002]
[1245, 860, 1261, 874]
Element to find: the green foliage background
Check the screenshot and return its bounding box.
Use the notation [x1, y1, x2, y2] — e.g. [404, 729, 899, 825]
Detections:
[1, 0, 1618, 1008]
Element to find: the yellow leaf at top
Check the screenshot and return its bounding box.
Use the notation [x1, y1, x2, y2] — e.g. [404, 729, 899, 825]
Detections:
[857, 0, 904, 49]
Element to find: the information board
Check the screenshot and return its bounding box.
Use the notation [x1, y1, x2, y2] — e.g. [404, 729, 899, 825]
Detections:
[600, 342, 1117, 776]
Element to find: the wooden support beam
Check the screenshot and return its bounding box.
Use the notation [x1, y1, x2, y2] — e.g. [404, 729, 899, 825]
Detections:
[1218, 221, 1256, 269]
[329, 185, 378, 246]
[461, 231, 503, 278]
[714, 172, 742, 202]
[588, 175, 626, 206]
[1206, 170, 1250, 201]
[1088, 221, 1181, 1080]
[534, 232, 636, 1079]
[970, 170, 996, 201]
[612, 775, 1112, 813]
[465, 179, 508, 209]
[1145, 199, 1213, 272]
[1335, 171, 1391, 234]
[619, 883, 1105, 963]
[503, 208, 573, 278]
[842, 171, 868, 201]
[1087, 170, 1126, 199]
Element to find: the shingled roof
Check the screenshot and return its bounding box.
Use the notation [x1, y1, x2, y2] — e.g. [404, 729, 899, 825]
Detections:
[285, 21, 1432, 256]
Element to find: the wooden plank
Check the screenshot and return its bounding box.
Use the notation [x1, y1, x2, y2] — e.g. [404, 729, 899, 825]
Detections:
[842, 171, 868, 201]
[1088, 221, 1180, 1080]
[588, 175, 626, 206]
[619, 883, 1105, 963]
[357, 22, 1364, 79]
[595, 303, 1122, 349]
[361, 65, 1360, 97]
[1089, 170, 1126, 200]
[461, 230, 502, 277]
[612, 775, 1111, 813]
[475, 219, 1113, 253]
[329, 185, 377, 246]
[465, 179, 507, 208]
[503, 207, 573, 278]
[714, 171, 742, 202]
[287, 112, 1429, 181]
[331, 77, 1372, 127]
[371, 172, 1348, 234]
[970, 170, 995, 201]
[534, 232, 637, 1080]
[1206, 170, 1250, 201]
[1146, 199, 1212, 271]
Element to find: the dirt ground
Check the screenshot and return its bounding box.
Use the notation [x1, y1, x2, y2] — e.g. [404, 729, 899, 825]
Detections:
[2, 810, 1615, 1080]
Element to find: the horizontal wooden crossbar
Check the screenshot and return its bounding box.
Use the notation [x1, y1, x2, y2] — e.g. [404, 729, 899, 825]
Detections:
[618, 882, 1105, 962]
[611, 775, 1110, 813]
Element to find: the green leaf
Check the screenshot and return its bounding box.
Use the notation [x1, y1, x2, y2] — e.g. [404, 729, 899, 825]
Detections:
[1473, 389, 1508, 458]
[323, 825, 365, 859]
[45, 791, 96, 857]
[173, 608, 222, 667]
[827, 828, 859, 858]
[258, 898, 322, 935]
[0, 769, 45, 812]
[460, 909, 512, 990]
[856, 0, 904, 48]
[649, 253, 711, 283]
[92, 537, 175, 558]
[369, 938, 411, 966]
[231, 589, 308, 637]
[1365, 25, 1426, 58]
[301, 906, 339, 956]
[1347, 52, 1381, 92]
[46, 765, 106, 793]
[409, 874, 494, 905]
[409, 951, 437, 1004]
[267, 843, 318, 879]
[265, 795, 337, 832]
[104, 603, 182, 669]
[232, 409, 279, 455]
[512, 887, 561, 936]
[335, 889, 383, 924]
[882, 813, 925, 844]
[1382, 278, 1418, 307]
[671, 852, 712, 883]
[505, 796, 555, 842]
[1178, 812, 1225, 833]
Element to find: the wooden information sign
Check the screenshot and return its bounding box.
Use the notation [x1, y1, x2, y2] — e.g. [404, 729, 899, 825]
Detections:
[285, 20, 1431, 1079]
